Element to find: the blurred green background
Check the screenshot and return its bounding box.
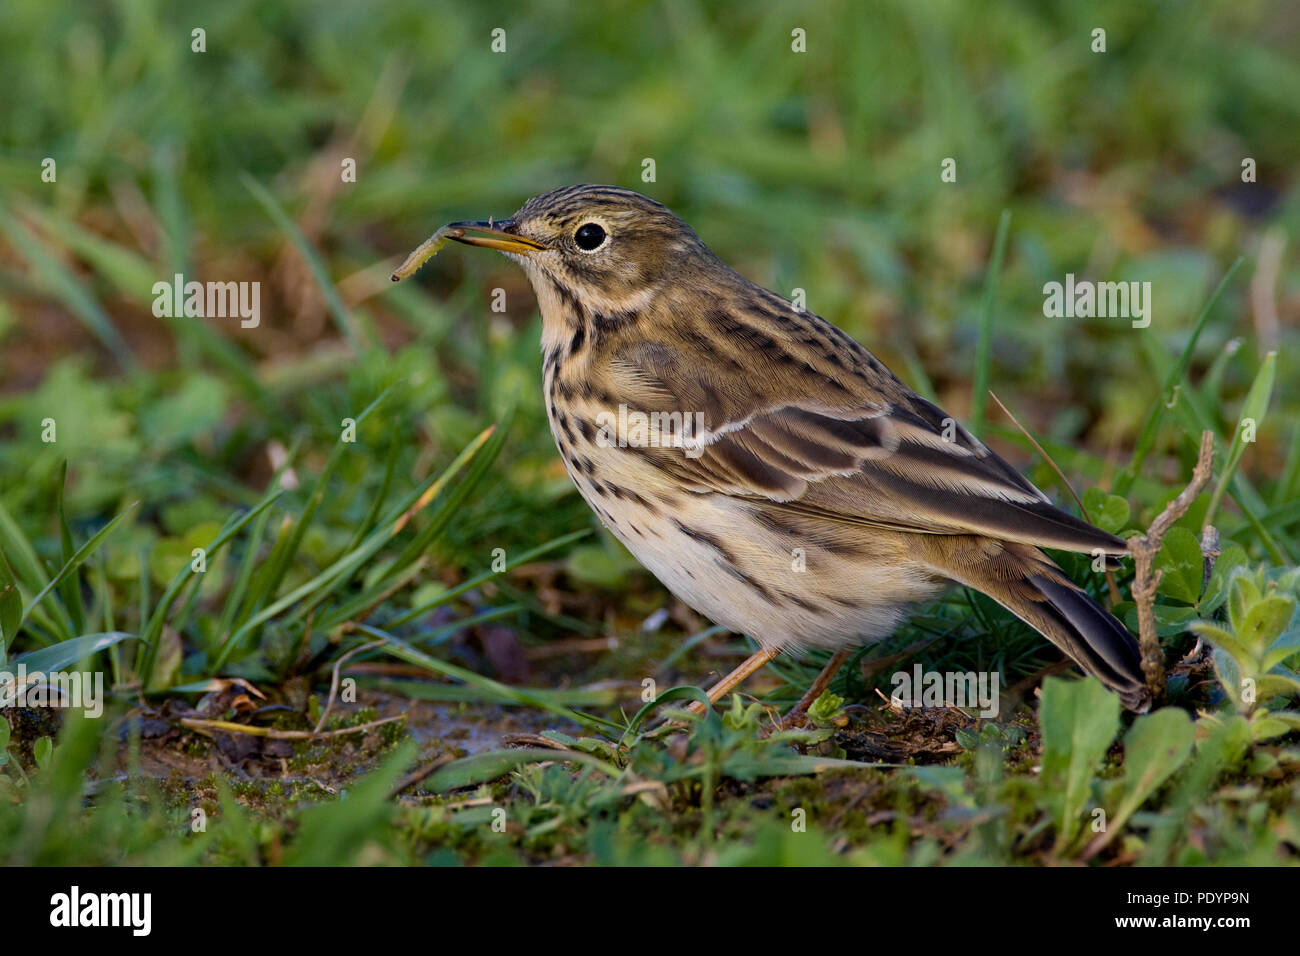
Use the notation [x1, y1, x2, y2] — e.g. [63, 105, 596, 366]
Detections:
[1, 0, 1297, 666]
[0, 0, 1298, 867]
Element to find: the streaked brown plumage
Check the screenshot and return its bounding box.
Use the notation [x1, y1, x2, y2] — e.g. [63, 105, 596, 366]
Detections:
[397, 184, 1149, 715]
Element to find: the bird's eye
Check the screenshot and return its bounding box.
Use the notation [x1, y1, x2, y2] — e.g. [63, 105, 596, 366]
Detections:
[574, 222, 607, 251]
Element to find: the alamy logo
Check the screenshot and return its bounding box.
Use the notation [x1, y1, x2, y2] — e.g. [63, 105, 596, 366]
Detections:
[0, 666, 104, 718]
[151, 273, 260, 328]
[49, 886, 151, 936]
[595, 404, 707, 458]
[1042, 273, 1151, 328]
[890, 665, 1000, 718]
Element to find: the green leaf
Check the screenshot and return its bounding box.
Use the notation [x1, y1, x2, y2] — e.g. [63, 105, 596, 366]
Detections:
[145, 627, 183, 692]
[1201, 545, 1248, 615]
[138, 374, 228, 451]
[1261, 628, 1300, 671]
[1040, 676, 1120, 850]
[1212, 647, 1245, 707]
[282, 741, 416, 865]
[1191, 621, 1252, 670]
[1108, 708, 1194, 834]
[15, 632, 133, 675]
[0, 549, 21, 651]
[1151, 604, 1199, 638]
[33, 737, 53, 770]
[427, 747, 621, 792]
[1238, 596, 1296, 657]
[1250, 713, 1293, 742]
[18, 502, 139, 631]
[1205, 350, 1276, 528]
[55, 462, 86, 635]
[1228, 574, 1262, 635]
[1083, 488, 1130, 534]
[1139, 715, 1250, 864]
[1255, 673, 1300, 701]
[1154, 526, 1204, 604]
[565, 540, 641, 589]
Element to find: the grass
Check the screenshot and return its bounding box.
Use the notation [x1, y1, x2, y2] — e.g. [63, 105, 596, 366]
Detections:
[0, 0, 1298, 866]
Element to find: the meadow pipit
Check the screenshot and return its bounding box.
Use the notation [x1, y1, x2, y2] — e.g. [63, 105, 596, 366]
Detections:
[393, 185, 1149, 719]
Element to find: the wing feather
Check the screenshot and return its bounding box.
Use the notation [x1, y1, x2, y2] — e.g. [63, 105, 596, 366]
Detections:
[607, 339, 1126, 555]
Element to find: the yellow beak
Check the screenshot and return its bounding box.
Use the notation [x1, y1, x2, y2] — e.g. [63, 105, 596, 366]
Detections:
[391, 219, 548, 281]
[444, 220, 549, 255]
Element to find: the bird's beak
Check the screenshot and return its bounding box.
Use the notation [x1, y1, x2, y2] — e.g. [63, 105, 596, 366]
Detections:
[444, 220, 549, 255]
[391, 219, 548, 282]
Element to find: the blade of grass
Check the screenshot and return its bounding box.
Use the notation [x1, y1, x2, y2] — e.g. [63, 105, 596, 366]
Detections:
[54, 463, 86, 635]
[211, 425, 497, 669]
[241, 172, 369, 352]
[969, 209, 1011, 438]
[215, 492, 277, 640]
[16, 502, 139, 635]
[389, 529, 590, 627]
[0, 549, 21, 655]
[241, 385, 398, 615]
[341, 429, 402, 556]
[92, 557, 122, 687]
[1138, 338, 1288, 562]
[353, 624, 620, 732]
[305, 418, 511, 634]
[0, 215, 137, 371]
[0, 499, 50, 594]
[1204, 351, 1276, 529]
[299, 422, 506, 627]
[367, 678, 618, 708]
[1115, 259, 1243, 497]
[1275, 421, 1300, 509]
[138, 489, 284, 686]
[19, 202, 265, 402]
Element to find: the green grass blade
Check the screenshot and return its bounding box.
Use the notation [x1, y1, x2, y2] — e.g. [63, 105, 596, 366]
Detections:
[1274, 421, 1300, 509]
[0, 549, 21, 655]
[1204, 351, 1277, 528]
[969, 209, 1011, 438]
[138, 488, 284, 686]
[1115, 259, 1243, 496]
[389, 529, 590, 627]
[241, 172, 368, 351]
[353, 624, 619, 732]
[211, 424, 497, 669]
[0, 215, 137, 371]
[17, 502, 139, 633]
[54, 463, 86, 635]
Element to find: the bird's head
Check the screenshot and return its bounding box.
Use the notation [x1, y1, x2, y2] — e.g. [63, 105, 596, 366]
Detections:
[393, 185, 718, 319]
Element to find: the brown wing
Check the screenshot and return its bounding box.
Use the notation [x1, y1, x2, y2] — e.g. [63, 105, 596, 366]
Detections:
[606, 338, 1126, 556]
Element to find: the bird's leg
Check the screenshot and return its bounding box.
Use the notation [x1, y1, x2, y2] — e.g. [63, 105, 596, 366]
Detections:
[775, 648, 852, 730]
[684, 647, 779, 716]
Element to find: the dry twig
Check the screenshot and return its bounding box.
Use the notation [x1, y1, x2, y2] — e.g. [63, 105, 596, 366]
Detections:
[1127, 430, 1216, 705]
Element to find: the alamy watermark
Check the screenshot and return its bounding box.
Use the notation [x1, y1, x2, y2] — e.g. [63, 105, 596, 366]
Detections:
[1, 666, 104, 718]
[890, 665, 1000, 718]
[50, 886, 150, 936]
[151, 273, 260, 328]
[1042, 273, 1150, 328]
[595, 404, 707, 458]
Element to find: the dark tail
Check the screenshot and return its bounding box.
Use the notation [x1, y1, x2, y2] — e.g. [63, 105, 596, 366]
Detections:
[924, 540, 1151, 711]
[1024, 573, 1149, 711]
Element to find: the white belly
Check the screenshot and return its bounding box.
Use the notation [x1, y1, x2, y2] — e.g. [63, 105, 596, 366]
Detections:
[553, 427, 944, 652]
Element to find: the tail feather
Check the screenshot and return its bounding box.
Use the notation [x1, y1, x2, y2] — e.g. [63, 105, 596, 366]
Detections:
[1024, 574, 1149, 711]
[922, 539, 1150, 711]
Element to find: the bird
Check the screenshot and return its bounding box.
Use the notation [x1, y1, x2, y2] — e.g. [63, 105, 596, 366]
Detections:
[391, 184, 1150, 722]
